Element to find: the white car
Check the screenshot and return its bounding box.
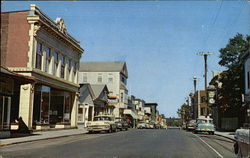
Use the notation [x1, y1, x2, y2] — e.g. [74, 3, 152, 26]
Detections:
[87, 115, 117, 133]
[234, 128, 250, 158]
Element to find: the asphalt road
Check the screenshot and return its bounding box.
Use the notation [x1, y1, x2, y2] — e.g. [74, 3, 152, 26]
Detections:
[0, 129, 235, 158]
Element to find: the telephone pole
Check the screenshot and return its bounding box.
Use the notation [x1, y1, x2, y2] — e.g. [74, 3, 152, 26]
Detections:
[197, 52, 213, 116]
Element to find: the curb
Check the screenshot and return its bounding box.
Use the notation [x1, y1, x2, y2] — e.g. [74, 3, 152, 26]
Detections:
[0, 132, 88, 147]
[215, 133, 235, 141]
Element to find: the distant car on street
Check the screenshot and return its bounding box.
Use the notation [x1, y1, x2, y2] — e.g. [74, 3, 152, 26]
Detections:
[186, 119, 196, 131]
[193, 117, 215, 135]
[87, 115, 117, 133]
[115, 117, 129, 131]
[137, 122, 146, 129]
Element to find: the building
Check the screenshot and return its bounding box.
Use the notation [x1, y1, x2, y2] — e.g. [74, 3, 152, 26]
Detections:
[242, 48, 250, 124]
[134, 98, 145, 122]
[79, 62, 128, 118]
[78, 84, 111, 127]
[124, 95, 138, 128]
[0, 66, 35, 138]
[1, 4, 84, 130]
[144, 103, 158, 123]
[194, 90, 207, 118]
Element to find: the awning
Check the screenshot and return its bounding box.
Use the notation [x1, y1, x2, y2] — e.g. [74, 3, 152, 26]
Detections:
[124, 109, 138, 119]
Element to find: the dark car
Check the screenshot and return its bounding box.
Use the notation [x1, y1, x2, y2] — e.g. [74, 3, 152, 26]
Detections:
[115, 117, 129, 131]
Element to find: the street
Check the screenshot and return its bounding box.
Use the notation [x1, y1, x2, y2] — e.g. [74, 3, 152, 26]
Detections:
[0, 129, 235, 158]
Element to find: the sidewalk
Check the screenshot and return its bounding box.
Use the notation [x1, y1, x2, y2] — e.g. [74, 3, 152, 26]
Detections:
[0, 128, 88, 146]
[215, 131, 235, 141]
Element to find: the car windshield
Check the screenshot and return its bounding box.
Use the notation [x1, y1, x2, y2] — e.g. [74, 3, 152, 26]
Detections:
[94, 117, 111, 121]
[197, 119, 213, 124]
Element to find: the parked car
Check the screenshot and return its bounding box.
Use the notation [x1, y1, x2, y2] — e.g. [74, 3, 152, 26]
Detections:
[193, 117, 215, 135]
[234, 125, 250, 158]
[137, 122, 146, 129]
[87, 115, 117, 133]
[186, 119, 196, 131]
[115, 117, 129, 131]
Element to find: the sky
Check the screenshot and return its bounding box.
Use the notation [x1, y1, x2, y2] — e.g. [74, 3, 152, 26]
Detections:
[2, 1, 250, 118]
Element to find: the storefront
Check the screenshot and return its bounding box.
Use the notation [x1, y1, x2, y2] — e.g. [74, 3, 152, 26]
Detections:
[32, 84, 74, 129]
[0, 67, 35, 138]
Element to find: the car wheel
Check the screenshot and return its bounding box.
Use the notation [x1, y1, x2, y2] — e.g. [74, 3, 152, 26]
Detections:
[211, 132, 214, 135]
[125, 128, 128, 131]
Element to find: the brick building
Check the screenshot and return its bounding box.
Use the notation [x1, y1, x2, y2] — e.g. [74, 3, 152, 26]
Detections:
[1, 4, 84, 130]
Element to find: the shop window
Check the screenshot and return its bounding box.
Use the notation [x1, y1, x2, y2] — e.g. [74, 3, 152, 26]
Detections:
[36, 42, 42, 70]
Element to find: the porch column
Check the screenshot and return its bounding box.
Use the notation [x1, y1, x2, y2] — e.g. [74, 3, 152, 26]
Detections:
[19, 84, 34, 129]
[71, 93, 78, 127]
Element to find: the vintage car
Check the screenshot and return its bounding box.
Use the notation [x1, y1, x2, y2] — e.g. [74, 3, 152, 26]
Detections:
[87, 115, 117, 133]
[137, 122, 146, 129]
[186, 119, 196, 131]
[193, 117, 215, 135]
[115, 117, 129, 131]
[234, 127, 250, 158]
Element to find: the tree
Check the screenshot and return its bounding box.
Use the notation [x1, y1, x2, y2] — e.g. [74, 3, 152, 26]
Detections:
[216, 33, 249, 124]
[177, 103, 191, 127]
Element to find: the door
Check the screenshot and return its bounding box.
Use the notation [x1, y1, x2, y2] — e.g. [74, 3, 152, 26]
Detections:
[0, 95, 11, 130]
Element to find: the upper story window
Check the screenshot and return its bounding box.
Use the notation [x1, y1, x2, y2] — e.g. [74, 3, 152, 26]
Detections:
[73, 62, 77, 73]
[83, 73, 87, 82]
[201, 96, 206, 103]
[121, 76, 127, 85]
[108, 73, 113, 83]
[248, 71, 250, 89]
[98, 73, 102, 83]
[61, 55, 65, 79]
[54, 52, 59, 75]
[45, 47, 51, 73]
[36, 42, 43, 70]
[121, 92, 124, 103]
[68, 60, 71, 72]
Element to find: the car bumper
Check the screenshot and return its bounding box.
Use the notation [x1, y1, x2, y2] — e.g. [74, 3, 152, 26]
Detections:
[87, 126, 109, 131]
[196, 129, 214, 132]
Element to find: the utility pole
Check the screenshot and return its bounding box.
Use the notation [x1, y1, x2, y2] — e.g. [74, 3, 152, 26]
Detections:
[193, 76, 197, 119]
[197, 52, 213, 116]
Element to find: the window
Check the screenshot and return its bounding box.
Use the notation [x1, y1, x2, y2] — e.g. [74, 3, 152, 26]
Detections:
[201, 96, 206, 103]
[74, 62, 77, 74]
[98, 73, 102, 83]
[83, 73, 87, 82]
[45, 47, 51, 73]
[121, 92, 124, 102]
[61, 55, 65, 79]
[54, 52, 59, 75]
[248, 71, 250, 89]
[108, 73, 113, 83]
[121, 76, 127, 85]
[36, 42, 42, 70]
[68, 59, 71, 73]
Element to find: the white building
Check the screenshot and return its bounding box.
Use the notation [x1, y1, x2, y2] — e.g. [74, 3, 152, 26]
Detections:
[79, 62, 128, 117]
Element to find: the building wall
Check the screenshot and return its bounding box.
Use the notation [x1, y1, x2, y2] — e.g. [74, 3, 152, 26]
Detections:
[1, 11, 30, 67]
[79, 71, 128, 117]
[1, 5, 83, 129]
[79, 71, 120, 96]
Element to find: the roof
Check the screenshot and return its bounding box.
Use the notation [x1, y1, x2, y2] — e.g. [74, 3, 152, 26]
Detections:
[79, 62, 128, 77]
[0, 66, 36, 84]
[90, 84, 108, 100]
[145, 103, 158, 107]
